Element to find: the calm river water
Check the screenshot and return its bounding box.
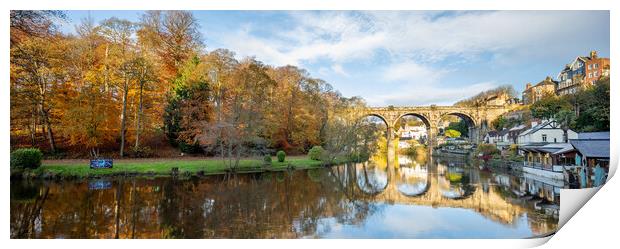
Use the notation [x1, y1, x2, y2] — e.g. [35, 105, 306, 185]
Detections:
[10, 155, 561, 239]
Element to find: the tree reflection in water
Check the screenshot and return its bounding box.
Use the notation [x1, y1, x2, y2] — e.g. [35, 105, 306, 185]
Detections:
[11, 155, 560, 239]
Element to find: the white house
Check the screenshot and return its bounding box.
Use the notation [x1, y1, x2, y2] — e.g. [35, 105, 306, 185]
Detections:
[484, 130, 501, 144]
[496, 129, 511, 147]
[484, 131, 498, 144]
[484, 129, 511, 150]
[517, 119, 577, 145]
[400, 125, 427, 141]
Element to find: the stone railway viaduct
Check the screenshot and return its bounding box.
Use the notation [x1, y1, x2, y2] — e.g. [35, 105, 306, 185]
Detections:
[363, 104, 515, 147]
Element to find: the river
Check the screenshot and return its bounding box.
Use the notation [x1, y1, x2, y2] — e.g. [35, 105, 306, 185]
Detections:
[10, 154, 560, 239]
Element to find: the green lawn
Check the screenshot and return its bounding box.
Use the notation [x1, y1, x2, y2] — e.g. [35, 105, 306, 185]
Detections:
[27, 156, 332, 178]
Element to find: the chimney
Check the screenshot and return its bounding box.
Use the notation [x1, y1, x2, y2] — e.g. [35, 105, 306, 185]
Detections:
[590, 50, 598, 59]
[525, 83, 532, 89]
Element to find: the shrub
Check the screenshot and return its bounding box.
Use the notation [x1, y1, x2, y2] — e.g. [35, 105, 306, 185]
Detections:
[178, 141, 203, 154]
[10, 148, 43, 169]
[406, 144, 427, 157]
[276, 150, 286, 162]
[347, 152, 360, 163]
[444, 129, 461, 138]
[263, 155, 272, 164]
[476, 143, 500, 156]
[308, 146, 324, 161]
[131, 146, 153, 158]
[509, 154, 525, 162]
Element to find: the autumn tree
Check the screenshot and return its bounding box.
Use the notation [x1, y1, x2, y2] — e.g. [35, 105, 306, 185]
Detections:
[57, 18, 116, 157]
[10, 10, 66, 46]
[11, 10, 382, 162]
[447, 120, 469, 137]
[10, 35, 69, 153]
[320, 95, 379, 163]
[137, 10, 203, 80]
[164, 55, 216, 153]
[210, 59, 276, 169]
[131, 56, 158, 152]
[454, 85, 516, 107]
[444, 129, 462, 138]
[99, 18, 138, 157]
[264, 66, 330, 152]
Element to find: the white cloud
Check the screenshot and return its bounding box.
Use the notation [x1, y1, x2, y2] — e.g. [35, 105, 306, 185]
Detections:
[219, 13, 385, 66]
[218, 11, 608, 67]
[368, 81, 500, 107]
[317, 67, 330, 76]
[331, 64, 349, 77]
[366, 11, 608, 62]
[209, 10, 608, 106]
[383, 60, 446, 83]
[220, 29, 298, 66]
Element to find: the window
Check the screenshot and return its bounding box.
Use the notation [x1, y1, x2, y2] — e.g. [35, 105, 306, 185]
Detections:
[588, 64, 592, 69]
[542, 134, 547, 142]
[588, 73, 592, 78]
[594, 71, 598, 77]
[594, 63, 598, 69]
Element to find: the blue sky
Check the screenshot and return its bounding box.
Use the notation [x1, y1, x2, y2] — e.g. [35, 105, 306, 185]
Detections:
[60, 10, 610, 106]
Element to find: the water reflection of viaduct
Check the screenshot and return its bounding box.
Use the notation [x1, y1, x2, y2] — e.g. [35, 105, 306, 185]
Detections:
[362, 105, 513, 147]
[329, 157, 527, 225]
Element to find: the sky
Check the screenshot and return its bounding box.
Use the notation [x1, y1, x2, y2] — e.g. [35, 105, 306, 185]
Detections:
[59, 10, 610, 107]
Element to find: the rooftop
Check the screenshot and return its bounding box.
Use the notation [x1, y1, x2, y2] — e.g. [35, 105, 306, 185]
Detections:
[498, 128, 510, 136]
[509, 124, 527, 131]
[577, 132, 610, 140]
[519, 143, 573, 154]
[486, 131, 498, 137]
[519, 119, 554, 136]
[570, 139, 610, 158]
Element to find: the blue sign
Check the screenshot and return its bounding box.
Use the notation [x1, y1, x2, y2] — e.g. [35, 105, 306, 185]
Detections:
[88, 180, 112, 190]
[90, 159, 113, 169]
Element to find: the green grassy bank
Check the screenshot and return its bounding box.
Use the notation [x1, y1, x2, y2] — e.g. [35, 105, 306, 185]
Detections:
[11, 156, 351, 179]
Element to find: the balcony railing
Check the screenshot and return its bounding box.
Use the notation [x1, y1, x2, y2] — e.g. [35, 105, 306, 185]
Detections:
[523, 161, 553, 170]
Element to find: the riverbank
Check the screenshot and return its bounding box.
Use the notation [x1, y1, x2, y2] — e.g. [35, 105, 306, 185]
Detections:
[432, 150, 472, 158]
[11, 156, 348, 180]
[485, 158, 524, 170]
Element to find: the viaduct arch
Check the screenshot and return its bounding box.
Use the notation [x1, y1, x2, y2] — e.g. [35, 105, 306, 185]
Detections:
[361, 104, 512, 147]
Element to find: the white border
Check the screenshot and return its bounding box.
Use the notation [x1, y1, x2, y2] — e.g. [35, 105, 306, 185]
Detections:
[3, 1, 617, 248]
